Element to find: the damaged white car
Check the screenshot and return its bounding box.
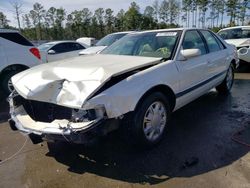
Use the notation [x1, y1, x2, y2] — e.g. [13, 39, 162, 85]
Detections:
[9, 28, 238, 147]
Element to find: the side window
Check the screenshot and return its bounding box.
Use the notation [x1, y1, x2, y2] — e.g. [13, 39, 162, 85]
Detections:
[64, 43, 85, 52]
[212, 33, 226, 49]
[75, 43, 85, 50]
[200, 30, 221, 52]
[51, 43, 68, 53]
[67, 43, 77, 51]
[182, 30, 207, 55]
[0, 33, 33, 46]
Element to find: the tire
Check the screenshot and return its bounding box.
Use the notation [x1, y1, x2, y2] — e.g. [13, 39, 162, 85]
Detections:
[131, 92, 171, 148]
[1, 71, 19, 95]
[216, 64, 234, 94]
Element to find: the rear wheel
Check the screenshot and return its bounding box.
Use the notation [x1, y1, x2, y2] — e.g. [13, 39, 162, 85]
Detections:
[216, 64, 234, 94]
[1, 71, 19, 95]
[131, 92, 171, 148]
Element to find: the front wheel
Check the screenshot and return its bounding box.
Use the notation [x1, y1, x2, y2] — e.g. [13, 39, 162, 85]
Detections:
[131, 92, 171, 148]
[1, 71, 19, 95]
[216, 64, 234, 94]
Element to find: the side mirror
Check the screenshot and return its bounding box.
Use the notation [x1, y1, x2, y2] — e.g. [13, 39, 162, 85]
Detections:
[48, 49, 56, 54]
[180, 49, 201, 60]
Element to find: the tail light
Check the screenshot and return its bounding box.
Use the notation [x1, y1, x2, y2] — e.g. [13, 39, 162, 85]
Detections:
[29, 47, 41, 60]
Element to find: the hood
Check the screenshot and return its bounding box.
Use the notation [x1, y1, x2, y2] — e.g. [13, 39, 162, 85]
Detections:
[12, 54, 161, 109]
[225, 38, 250, 47]
[79, 46, 106, 55]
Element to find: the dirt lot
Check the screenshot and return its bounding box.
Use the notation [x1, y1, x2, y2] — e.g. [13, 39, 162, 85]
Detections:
[0, 65, 249, 188]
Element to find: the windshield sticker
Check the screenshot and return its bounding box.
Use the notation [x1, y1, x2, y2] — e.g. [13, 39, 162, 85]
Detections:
[156, 32, 177, 37]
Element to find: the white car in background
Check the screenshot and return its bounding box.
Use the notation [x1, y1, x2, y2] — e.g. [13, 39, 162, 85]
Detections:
[76, 37, 96, 47]
[79, 31, 132, 55]
[218, 26, 250, 63]
[9, 28, 238, 147]
[0, 29, 41, 95]
[38, 41, 87, 63]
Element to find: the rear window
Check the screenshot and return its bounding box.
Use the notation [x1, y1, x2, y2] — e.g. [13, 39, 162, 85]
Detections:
[0, 32, 33, 46]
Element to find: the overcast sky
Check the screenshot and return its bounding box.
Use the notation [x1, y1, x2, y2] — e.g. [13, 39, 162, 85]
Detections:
[0, 0, 148, 27]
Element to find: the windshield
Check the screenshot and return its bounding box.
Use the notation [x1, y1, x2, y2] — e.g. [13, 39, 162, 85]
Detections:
[218, 28, 250, 40]
[38, 43, 54, 51]
[101, 31, 180, 59]
[96, 33, 127, 46]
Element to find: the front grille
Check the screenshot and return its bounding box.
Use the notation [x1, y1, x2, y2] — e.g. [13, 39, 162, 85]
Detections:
[13, 95, 72, 123]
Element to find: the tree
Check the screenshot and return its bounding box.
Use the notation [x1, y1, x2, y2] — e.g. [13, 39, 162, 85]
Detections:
[207, 0, 218, 28]
[22, 14, 31, 28]
[226, 0, 239, 26]
[104, 8, 115, 34]
[153, 0, 160, 23]
[169, 0, 180, 25]
[55, 8, 66, 38]
[82, 8, 92, 36]
[65, 13, 74, 39]
[182, 0, 192, 27]
[191, 0, 198, 27]
[90, 16, 98, 38]
[124, 2, 141, 30]
[71, 10, 83, 37]
[217, 0, 226, 27]
[94, 8, 105, 37]
[0, 12, 9, 28]
[238, 0, 250, 25]
[143, 6, 157, 29]
[46, 7, 56, 27]
[115, 9, 126, 31]
[29, 3, 46, 40]
[159, 0, 170, 24]
[198, 0, 209, 28]
[46, 7, 57, 38]
[11, 1, 23, 31]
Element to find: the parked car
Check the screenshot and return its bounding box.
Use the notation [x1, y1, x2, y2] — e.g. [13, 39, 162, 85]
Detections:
[218, 26, 250, 64]
[0, 29, 41, 95]
[38, 41, 87, 63]
[79, 31, 132, 55]
[9, 28, 238, 147]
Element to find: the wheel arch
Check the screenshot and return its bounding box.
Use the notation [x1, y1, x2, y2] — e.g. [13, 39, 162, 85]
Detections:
[231, 59, 237, 70]
[0, 64, 29, 78]
[135, 84, 176, 112]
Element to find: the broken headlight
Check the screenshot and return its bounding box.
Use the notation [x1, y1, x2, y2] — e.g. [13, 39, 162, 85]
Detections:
[71, 106, 106, 122]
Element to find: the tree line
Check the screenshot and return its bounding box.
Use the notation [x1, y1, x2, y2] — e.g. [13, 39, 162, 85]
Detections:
[0, 0, 249, 41]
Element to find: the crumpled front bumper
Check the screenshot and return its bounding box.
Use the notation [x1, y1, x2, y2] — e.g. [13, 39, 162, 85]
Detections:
[8, 96, 116, 144]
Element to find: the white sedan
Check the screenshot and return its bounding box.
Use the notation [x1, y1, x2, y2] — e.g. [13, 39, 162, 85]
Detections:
[218, 26, 250, 64]
[38, 41, 87, 63]
[9, 28, 238, 147]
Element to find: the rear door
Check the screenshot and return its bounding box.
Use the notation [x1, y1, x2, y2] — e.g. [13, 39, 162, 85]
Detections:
[199, 30, 228, 79]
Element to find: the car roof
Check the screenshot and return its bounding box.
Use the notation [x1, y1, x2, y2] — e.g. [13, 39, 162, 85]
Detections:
[219, 26, 250, 31]
[0, 29, 19, 33]
[126, 28, 207, 35]
[45, 40, 80, 45]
